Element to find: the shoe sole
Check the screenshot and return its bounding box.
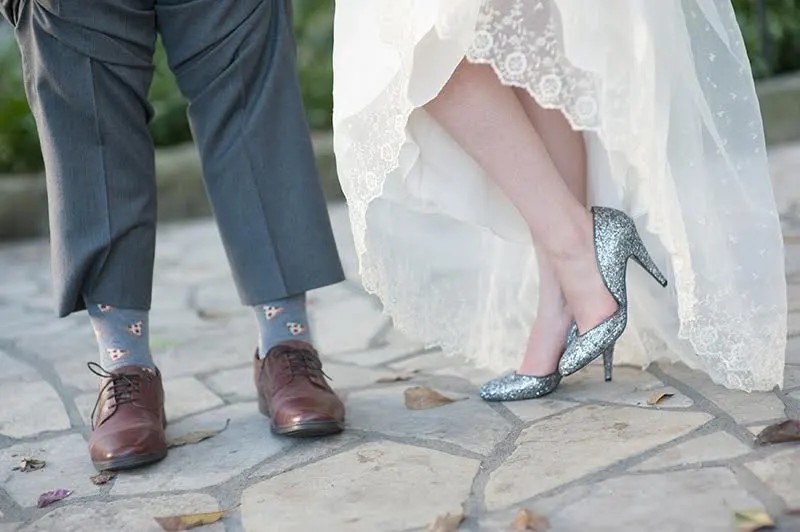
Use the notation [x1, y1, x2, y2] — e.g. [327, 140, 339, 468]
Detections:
[92, 451, 167, 472]
[271, 420, 344, 438]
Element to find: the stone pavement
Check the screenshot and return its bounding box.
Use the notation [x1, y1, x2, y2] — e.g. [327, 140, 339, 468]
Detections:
[1, 144, 800, 531]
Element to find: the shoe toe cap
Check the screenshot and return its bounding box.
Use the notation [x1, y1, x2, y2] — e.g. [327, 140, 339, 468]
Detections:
[90, 425, 167, 461]
[479, 375, 515, 401]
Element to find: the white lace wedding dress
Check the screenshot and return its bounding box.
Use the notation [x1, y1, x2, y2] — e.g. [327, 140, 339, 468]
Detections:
[332, 0, 787, 391]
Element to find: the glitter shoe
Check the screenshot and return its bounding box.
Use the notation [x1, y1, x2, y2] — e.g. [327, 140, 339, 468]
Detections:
[479, 324, 578, 402]
[558, 207, 668, 378]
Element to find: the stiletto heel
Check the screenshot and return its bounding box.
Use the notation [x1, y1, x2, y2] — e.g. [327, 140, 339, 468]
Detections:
[480, 323, 577, 402]
[558, 207, 669, 378]
[629, 231, 668, 287]
[603, 346, 614, 382]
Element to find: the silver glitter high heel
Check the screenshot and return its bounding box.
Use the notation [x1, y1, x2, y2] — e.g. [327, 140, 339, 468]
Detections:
[479, 324, 577, 402]
[558, 207, 668, 378]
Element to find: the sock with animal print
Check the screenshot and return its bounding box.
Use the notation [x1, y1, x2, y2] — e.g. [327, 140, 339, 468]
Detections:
[254, 293, 311, 358]
[87, 304, 155, 371]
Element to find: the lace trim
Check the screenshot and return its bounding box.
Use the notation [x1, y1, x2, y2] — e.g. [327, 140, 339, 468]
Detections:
[336, 0, 786, 391]
[466, 0, 600, 131]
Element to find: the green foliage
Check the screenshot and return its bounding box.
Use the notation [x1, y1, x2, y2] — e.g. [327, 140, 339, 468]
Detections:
[147, 41, 192, 148]
[293, 0, 334, 131]
[0, 43, 43, 174]
[733, 0, 800, 79]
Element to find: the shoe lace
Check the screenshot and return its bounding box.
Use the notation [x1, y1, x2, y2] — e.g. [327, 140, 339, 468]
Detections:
[87, 362, 143, 429]
[276, 348, 332, 384]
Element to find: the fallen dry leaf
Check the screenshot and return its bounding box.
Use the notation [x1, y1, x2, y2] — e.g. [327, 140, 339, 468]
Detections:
[37, 489, 72, 508]
[168, 419, 230, 449]
[90, 471, 116, 485]
[154, 510, 226, 531]
[426, 507, 465, 532]
[511, 509, 550, 531]
[646, 391, 675, 406]
[404, 386, 462, 410]
[755, 419, 800, 446]
[13, 458, 46, 472]
[376, 370, 419, 383]
[196, 309, 233, 321]
[734, 510, 775, 531]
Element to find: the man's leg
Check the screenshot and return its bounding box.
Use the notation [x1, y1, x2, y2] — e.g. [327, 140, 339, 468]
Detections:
[14, 0, 167, 469]
[158, 0, 345, 436]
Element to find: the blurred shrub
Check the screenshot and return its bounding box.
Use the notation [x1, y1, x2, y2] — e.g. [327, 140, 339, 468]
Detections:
[733, 0, 800, 79]
[293, 0, 334, 131]
[0, 42, 43, 174]
[147, 42, 193, 148]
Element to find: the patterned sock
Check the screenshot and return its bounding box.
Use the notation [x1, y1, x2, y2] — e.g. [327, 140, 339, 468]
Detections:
[254, 293, 311, 358]
[87, 303, 155, 371]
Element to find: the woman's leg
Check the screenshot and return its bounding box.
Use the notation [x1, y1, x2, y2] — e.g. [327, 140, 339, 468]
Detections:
[513, 89, 587, 375]
[514, 88, 587, 208]
[425, 61, 615, 369]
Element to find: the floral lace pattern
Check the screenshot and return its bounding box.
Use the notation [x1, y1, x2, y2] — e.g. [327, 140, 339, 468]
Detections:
[467, 0, 600, 130]
[333, 0, 787, 392]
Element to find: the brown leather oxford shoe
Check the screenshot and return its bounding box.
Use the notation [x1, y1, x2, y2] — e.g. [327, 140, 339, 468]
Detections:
[87, 363, 168, 471]
[253, 341, 345, 437]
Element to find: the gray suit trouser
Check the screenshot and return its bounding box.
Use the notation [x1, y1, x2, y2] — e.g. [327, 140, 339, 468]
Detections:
[1, 0, 344, 316]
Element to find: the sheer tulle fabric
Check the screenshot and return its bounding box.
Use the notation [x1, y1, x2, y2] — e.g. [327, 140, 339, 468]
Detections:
[332, 0, 787, 391]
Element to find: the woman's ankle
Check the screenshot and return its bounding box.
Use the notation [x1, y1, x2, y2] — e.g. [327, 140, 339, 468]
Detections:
[538, 208, 594, 264]
[519, 316, 574, 375]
